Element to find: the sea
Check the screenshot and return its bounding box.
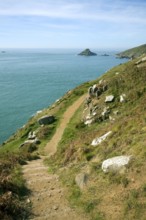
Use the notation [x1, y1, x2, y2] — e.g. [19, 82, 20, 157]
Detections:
[0, 49, 127, 144]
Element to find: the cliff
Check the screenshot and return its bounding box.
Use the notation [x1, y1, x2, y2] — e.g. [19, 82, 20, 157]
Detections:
[116, 43, 146, 59]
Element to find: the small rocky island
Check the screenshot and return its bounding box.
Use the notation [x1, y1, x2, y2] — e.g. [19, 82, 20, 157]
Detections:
[78, 48, 97, 56]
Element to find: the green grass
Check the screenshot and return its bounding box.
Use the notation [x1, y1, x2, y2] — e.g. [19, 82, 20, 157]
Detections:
[46, 57, 146, 220]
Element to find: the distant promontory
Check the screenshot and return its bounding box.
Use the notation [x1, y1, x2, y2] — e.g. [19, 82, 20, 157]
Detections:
[116, 44, 146, 59]
[78, 48, 97, 56]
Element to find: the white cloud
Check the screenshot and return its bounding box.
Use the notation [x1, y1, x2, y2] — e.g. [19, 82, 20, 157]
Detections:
[0, 0, 145, 25]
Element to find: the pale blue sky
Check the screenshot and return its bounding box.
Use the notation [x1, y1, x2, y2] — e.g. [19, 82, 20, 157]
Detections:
[0, 0, 146, 49]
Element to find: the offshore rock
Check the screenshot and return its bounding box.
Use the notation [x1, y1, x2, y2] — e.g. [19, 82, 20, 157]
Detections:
[78, 48, 97, 56]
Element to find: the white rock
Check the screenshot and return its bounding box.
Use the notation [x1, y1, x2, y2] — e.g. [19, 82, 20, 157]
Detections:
[105, 95, 114, 103]
[91, 131, 112, 146]
[115, 72, 119, 75]
[99, 80, 103, 84]
[102, 156, 132, 173]
[120, 94, 126, 103]
[84, 119, 94, 125]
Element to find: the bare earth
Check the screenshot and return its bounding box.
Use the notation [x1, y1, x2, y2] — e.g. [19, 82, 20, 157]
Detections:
[22, 94, 89, 220]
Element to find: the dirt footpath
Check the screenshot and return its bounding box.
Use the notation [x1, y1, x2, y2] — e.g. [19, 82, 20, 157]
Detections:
[22, 94, 89, 220]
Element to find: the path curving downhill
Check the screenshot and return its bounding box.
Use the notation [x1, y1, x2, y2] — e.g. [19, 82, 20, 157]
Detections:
[45, 94, 86, 155]
[22, 94, 89, 220]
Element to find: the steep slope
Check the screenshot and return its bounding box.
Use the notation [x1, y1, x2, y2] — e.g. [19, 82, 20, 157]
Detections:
[1, 54, 146, 220]
[117, 44, 146, 59]
[46, 55, 146, 220]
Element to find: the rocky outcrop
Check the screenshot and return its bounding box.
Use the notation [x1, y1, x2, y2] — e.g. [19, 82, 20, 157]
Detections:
[102, 156, 132, 173]
[78, 49, 97, 56]
[91, 131, 112, 146]
[38, 115, 55, 125]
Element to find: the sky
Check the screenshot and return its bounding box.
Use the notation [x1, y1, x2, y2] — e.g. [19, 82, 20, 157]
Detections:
[0, 0, 146, 49]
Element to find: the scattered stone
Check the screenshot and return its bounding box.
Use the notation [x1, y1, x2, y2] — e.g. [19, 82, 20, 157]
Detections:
[75, 173, 88, 189]
[109, 116, 115, 121]
[19, 138, 40, 148]
[28, 131, 36, 140]
[38, 115, 55, 125]
[91, 131, 112, 146]
[53, 205, 59, 210]
[102, 155, 132, 173]
[26, 198, 31, 204]
[84, 118, 94, 125]
[101, 107, 110, 118]
[120, 94, 126, 102]
[105, 95, 114, 103]
[113, 110, 119, 115]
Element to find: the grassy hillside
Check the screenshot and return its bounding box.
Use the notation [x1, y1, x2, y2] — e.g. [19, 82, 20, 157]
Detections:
[1, 54, 146, 219]
[117, 44, 146, 59]
[46, 55, 146, 220]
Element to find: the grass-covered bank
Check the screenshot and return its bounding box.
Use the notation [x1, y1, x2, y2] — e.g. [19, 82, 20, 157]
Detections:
[46, 55, 146, 220]
[0, 78, 92, 219]
[1, 53, 146, 219]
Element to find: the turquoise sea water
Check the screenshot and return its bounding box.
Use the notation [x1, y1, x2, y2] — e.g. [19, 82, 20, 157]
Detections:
[0, 49, 127, 144]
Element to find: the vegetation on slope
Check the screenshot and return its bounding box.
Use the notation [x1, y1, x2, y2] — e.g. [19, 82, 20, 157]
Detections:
[46, 55, 146, 220]
[0, 81, 90, 219]
[1, 53, 146, 219]
[116, 44, 146, 59]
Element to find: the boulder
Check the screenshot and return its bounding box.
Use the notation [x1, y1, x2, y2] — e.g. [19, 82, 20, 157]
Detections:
[91, 131, 112, 146]
[105, 95, 114, 103]
[75, 173, 88, 189]
[19, 138, 40, 148]
[102, 156, 132, 173]
[38, 115, 55, 125]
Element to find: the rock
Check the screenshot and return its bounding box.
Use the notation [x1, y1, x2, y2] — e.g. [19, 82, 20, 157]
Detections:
[105, 95, 114, 103]
[102, 156, 132, 173]
[113, 110, 119, 115]
[120, 94, 126, 102]
[38, 115, 55, 125]
[101, 107, 110, 117]
[53, 205, 59, 210]
[20, 138, 40, 148]
[91, 131, 112, 146]
[115, 72, 119, 75]
[75, 173, 88, 189]
[84, 118, 94, 125]
[26, 198, 31, 204]
[28, 131, 36, 140]
[78, 48, 97, 56]
[24, 138, 40, 145]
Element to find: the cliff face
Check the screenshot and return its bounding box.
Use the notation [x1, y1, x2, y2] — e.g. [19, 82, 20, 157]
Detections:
[78, 48, 97, 56]
[116, 44, 146, 59]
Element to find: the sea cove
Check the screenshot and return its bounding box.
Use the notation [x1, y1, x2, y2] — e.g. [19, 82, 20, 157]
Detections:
[0, 49, 127, 144]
